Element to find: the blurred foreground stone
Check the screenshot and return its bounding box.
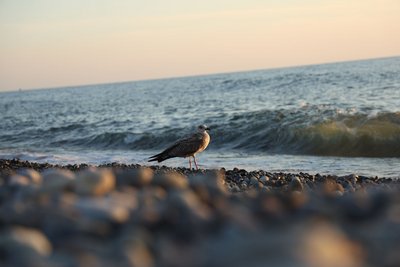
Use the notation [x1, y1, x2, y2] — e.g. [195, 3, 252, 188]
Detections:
[0, 159, 399, 267]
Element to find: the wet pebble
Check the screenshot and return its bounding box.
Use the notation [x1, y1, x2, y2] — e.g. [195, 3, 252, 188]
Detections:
[289, 176, 303, 192]
[259, 175, 269, 184]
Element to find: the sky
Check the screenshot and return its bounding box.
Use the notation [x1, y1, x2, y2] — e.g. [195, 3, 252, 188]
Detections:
[0, 0, 399, 91]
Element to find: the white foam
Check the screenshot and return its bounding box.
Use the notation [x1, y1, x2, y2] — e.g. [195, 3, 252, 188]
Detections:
[1, 149, 399, 178]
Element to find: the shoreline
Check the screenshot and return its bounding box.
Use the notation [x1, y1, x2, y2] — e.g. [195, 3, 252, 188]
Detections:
[1, 158, 400, 266]
[1, 148, 399, 179]
[1, 158, 398, 190]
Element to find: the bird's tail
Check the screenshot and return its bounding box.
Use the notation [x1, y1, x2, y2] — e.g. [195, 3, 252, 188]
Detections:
[148, 152, 171, 163]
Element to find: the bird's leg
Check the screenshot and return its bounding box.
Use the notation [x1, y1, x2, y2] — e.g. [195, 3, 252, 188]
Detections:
[188, 157, 192, 170]
[193, 156, 199, 170]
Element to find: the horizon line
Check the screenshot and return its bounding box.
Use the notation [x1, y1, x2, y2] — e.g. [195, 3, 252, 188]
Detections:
[2, 54, 399, 93]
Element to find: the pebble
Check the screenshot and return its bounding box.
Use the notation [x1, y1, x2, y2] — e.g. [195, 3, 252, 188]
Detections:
[124, 237, 154, 267]
[17, 168, 42, 184]
[299, 223, 363, 267]
[0, 159, 399, 267]
[166, 190, 212, 227]
[189, 169, 227, 196]
[75, 168, 115, 196]
[41, 169, 75, 192]
[152, 171, 188, 190]
[9, 174, 31, 186]
[350, 174, 359, 185]
[116, 167, 154, 187]
[73, 195, 131, 224]
[249, 176, 259, 187]
[259, 175, 269, 184]
[0, 226, 52, 256]
[289, 176, 303, 192]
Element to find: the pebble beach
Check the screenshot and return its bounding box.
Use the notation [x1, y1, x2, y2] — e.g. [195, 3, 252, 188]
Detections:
[1, 3, 400, 266]
[1, 158, 399, 267]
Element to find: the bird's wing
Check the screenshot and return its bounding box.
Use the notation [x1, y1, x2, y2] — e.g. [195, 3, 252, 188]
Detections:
[167, 132, 204, 157]
[148, 132, 204, 161]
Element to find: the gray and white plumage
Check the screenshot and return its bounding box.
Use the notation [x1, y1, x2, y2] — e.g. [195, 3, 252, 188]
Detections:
[148, 125, 210, 169]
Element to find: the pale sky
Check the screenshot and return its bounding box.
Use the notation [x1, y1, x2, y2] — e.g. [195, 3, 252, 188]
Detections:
[1, 0, 399, 91]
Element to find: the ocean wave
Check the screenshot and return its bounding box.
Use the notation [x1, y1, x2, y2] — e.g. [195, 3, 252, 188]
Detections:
[43, 110, 399, 158]
[213, 110, 400, 157]
[291, 113, 400, 157]
[2, 105, 399, 157]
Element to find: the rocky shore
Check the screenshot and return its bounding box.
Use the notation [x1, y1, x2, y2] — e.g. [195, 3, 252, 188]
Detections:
[0, 158, 399, 267]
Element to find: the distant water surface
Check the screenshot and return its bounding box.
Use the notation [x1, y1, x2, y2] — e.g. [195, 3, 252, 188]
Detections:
[1, 57, 400, 177]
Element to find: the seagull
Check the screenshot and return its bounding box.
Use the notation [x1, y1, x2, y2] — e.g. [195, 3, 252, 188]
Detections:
[148, 125, 211, 170]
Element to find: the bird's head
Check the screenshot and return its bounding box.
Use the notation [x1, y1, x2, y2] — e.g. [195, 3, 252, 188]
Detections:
[197, 124, 210, 132]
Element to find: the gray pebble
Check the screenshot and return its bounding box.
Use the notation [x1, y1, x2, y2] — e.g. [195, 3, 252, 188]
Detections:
[9, 174, 31, 186]
[152, 171, 188, 190]
[0, 226, 52, 256]
[117, 167, 154, 187]
[17, 169, 42, 184]
[41, 169, 75, 192]
[259, 176, 269, 184]
[249, 176, 259, 186]
[289, 176, 303, 192]
[73, 194, 131, 224]
[75, 168, 115, 196]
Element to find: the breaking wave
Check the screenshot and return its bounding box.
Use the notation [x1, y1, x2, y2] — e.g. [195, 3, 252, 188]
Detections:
[25, 110, 400, 158]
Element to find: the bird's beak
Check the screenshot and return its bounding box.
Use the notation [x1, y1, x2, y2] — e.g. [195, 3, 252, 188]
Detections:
[205, 127, 210, 131]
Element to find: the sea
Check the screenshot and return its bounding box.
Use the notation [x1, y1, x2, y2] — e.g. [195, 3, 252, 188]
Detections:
[1, 57, 399, 178]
